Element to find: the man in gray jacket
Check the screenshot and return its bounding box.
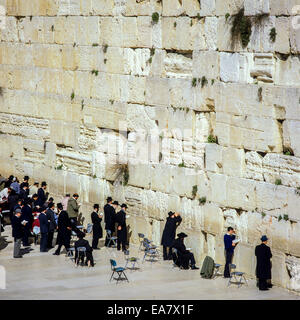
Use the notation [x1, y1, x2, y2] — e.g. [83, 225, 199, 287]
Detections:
[67, 193, 80, 227]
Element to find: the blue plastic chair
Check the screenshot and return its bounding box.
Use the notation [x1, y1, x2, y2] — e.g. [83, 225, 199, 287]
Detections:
[110, 259, 129, 284]
[124, 250, 139, 270]
[107, 230, 117, 247]
[138, 233, 145, 251]
[142, 241, 159, 263]
[227, 264, 248, 288]
[75, 247, 87, 267]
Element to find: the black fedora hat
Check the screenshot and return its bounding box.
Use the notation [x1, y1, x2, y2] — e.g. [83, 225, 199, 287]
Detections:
[113, 200, 119, 205]
[168, 211, 174, 217]
[121, 203, 128, 209]
[106, 196, 112, 202]
[177, 232, 188, 239]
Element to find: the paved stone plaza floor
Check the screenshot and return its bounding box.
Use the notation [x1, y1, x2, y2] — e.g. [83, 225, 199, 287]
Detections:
[0, 227, 299, 300]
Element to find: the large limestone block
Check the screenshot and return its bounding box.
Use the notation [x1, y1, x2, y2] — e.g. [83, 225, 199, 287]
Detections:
[255, 182, 288, 212]
[220, 52, 240, 83]
[286, 256, 300, 292]
[193, 50, 219, 79]
[50, 120, 80, 148]
[76, 16, 100, 46]
[58, 0, 81, 16]
[226, 177, 257, 211]
[121, 75, 146, 105]
[215, 0, 244, 15]
[170, 167, 198, 198]
[150, 164, 172, 194]
[275, 17, 291, 54]
[283, 120, 300, 157]
[145, 77, 170, 106]
[91, 0, 114, 15]
[290, 15, 300, 53]
[128, 163, 151, 189]
[268, 218, 290, 252]
[169, 78, 193, 108]
[289, 222, 300, 256]
[162, 0, 184, 16]
[0, 17, 18, 42]
[137, 16, 153, 48]
[164, 52, 192, 79]
[275, 55, 300, 86]
[270, 0, 300, 15]
[244, 0, 270, 16]
[271, 251, 291, 288]
[203, 203, 224, 235]
[222, 147, 245, 177]
[205, 143, 223, 173]
[99, 17, 123, 47]
[207, 172, 227, 205]
[126, 103, 157, 132]
[200, 0, 216, 16]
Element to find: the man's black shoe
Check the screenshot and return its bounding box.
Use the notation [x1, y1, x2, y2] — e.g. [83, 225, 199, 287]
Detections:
[191, 265, 199, 270]
[259, 288, 269, 291]
[92, 247, 100, 250]
[53, 252, 60, 255]
[14, 256, 23, 258]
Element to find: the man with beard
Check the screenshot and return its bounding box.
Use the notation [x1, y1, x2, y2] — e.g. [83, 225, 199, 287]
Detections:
[53, 203, 72, 255]
[161, 211, 182, 260]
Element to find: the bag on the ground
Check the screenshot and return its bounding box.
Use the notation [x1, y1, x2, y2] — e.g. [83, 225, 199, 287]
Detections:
[200, 256, 215, 279]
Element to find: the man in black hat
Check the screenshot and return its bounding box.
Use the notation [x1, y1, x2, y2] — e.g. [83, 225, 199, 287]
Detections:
[91, 203, 103, 249]
[255, 235, 272, 291]
[37, 181, 48, 207]
[11, 208, 26, 258]
[104, 197, 115, 247]
[161, 211, 182, 260]
[115, 203, 128, 251]
[172, 232, 199, 270]
[20, 175, 30, 190]
[53, 203, 72, 255]
[75, 232, 94, 267]
[38, 207, 49, 252]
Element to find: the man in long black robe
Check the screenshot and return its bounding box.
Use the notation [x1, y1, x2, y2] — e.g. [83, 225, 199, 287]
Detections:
[91, 204, 103, 249]
[116, 203, 128, 251]
[172, 232, 199, 270]
[53, 203, 72, 255]
[104, 197, 115, 247]
[255, 235, 272, 291]
[161, 212, 182, 260]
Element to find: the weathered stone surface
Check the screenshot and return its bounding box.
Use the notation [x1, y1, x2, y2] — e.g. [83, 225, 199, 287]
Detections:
[0, 0, 300, 294]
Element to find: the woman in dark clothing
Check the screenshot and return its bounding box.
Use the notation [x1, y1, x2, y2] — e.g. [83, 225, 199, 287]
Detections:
[91, 204, 103, 249]
[255, 235, 272, 291]
[116, 203, 128, 251]
[161, 211, 182, 260]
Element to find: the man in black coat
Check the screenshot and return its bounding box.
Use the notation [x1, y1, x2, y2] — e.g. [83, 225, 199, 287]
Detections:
[75, 232, 94, 267]
[38, 207, 49, 252]
[161, 211, 182, 260]
[172, 233, 199, 270]
[116, 203, 128, 251]
[104, 197, 115, 247]
[91, 204, 103, 249]
[19, 182, 29, 202]
[11, 209, 26, 258]
[53, 203, 72, 255]
[255, 235, 272, 291]
[46, 202, 57, 249]
[37, 181, 48, 207]
[21, 199, 33, 247]
[8, 188, 19, 221]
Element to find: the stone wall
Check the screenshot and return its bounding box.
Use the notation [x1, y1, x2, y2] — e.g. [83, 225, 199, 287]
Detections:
[0, 0, 300, 291]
